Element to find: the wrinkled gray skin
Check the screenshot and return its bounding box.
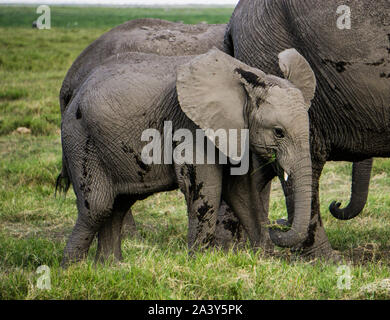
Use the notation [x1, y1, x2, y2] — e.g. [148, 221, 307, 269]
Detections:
[60, 48, 315, 265]
[58, 19, 248, 248]
[58, 18, 366, 253]
[225, 0, 390, 258]
[60, 19, 228, 114]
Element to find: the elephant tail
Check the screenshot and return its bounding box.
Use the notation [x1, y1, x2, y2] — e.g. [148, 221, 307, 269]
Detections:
[223, 24, 234, 56]
[55, 155, 71, 198]
[56, 81, 73, 198]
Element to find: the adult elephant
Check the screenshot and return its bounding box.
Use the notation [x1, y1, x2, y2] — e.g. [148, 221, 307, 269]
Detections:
[225, 0, 390, 258]
[57, 19, 250, 249]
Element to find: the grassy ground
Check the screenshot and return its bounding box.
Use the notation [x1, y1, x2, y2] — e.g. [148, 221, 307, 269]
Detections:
[0, 6, 389, 300]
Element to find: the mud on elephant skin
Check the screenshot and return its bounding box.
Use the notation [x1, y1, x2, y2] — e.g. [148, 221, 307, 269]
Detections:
[57, 18, 248, 249]
[225, 0, 390, 259]
[60, 48, 316, 265]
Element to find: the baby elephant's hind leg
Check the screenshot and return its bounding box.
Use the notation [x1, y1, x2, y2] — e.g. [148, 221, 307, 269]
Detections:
[62, 164, 116, 267]
[62, 207, 97, 267]
[62, 188, 114, 267]
[95, 195, 135, 263]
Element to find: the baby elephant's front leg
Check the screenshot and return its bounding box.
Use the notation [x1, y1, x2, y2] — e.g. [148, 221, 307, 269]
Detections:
[179, 164, 223, 253]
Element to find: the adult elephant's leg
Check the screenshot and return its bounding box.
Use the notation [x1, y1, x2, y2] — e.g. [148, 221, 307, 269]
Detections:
[222, 158, 275, 253]
[95, 196, 136, 263]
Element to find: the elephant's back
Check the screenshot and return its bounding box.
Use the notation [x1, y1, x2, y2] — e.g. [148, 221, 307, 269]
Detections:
[60, 19, 226, 114]
[76, 52, 189, 126]
[63, 52, 191, 189]
[230, 0, 389, 70]
[102, 18, 227, 56]
[69, 19, 226, 75]
[70, 52, 195, 161]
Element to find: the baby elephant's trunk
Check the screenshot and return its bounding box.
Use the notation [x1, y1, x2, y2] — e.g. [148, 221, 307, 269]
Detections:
[269, 156, 312, 248]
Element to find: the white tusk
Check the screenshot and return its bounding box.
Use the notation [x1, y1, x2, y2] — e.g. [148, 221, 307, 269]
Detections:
[284, 172, 289, 182]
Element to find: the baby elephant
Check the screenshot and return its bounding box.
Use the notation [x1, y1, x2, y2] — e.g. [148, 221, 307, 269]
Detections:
[61, 48, 316, 265]
[57, 18, 246, 249]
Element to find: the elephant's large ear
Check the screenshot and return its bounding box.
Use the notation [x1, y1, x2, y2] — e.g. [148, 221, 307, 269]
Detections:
[177, 48, 261, 161]
[278, 49, 316, 108]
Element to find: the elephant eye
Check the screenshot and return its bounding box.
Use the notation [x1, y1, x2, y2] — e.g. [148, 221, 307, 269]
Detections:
[273, 127, 285, 139]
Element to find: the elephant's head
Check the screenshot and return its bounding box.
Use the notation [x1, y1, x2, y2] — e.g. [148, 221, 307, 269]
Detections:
[176, 48, 316, 248]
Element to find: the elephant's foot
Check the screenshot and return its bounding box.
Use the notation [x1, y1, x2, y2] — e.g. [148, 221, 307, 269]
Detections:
[292, 223, 341, 263]
[276, 218, 341, 262]
[61, 247, 90, 268]
[257, 229, 274, 256]
[61, 218, 96, 268]
[214, 202, 274, 254]
[292, 243, 342, 264]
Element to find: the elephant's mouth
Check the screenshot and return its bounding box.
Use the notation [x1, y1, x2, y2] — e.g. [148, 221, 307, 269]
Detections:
[252, 143, 277, 150]
[273, 163, 290, 183]
[252, 145, 277, 165]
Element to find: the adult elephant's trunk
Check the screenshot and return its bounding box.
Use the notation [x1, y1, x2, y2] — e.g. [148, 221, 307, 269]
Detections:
[269, 156, 312, 248]
[329, 158, 372, 220]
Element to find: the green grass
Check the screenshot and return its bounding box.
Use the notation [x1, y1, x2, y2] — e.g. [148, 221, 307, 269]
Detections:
[0, 6, 234, 28]
[0, 6, 389, 300]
